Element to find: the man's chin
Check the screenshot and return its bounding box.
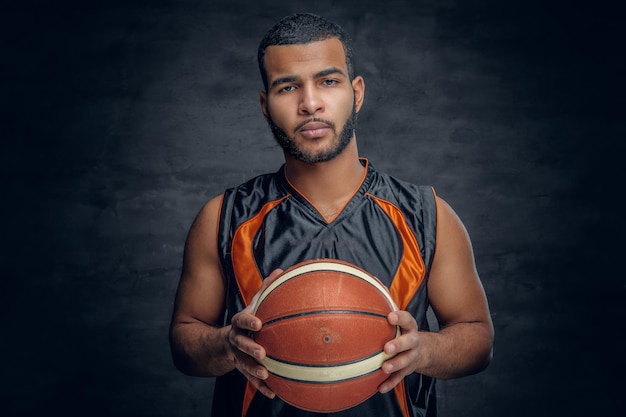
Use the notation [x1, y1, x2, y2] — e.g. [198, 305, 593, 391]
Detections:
[288, 148, 336, 164]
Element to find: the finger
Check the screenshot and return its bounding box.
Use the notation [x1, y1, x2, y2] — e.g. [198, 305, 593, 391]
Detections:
[232, 311, 262, 332]
[384, 330, 419, 356]
[387, 310, 418, 332]
[384, 311, 419, 356]
[247, 268, 285, 311]
[244, 371, 276, 399]
[235, 269, 284, 331]
[234, 350, 269, 379]
[243, 269, 283, 314]
[233, 352, 276, 399]
[256, 381, 276, 399]
[378, 371, 407, 394]
[381, 342, 419, 376]
[229, 327, 266, 360]
[381, 309, 421, 380]
[265, 268, 284, 284]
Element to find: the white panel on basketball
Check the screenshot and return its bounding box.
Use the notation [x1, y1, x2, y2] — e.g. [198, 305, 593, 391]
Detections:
[260, 350, 393, 383]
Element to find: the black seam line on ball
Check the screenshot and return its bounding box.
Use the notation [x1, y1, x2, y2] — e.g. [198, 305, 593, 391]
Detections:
[262, 310, 388, 326]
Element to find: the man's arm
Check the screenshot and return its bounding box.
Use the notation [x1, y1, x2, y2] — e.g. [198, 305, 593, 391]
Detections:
[169, 195, 234, 376]
[168, 196, 276, 399]
[379, 196, 494, 392]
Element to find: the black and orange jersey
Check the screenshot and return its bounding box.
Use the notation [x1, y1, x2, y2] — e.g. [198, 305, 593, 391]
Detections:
[213, 159, 438, 417]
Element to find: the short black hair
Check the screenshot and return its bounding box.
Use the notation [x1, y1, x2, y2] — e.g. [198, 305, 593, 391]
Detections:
[257, 13, 354, 91]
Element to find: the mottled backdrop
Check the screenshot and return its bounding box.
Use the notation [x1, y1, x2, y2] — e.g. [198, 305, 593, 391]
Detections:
[2, 0, 624, 416]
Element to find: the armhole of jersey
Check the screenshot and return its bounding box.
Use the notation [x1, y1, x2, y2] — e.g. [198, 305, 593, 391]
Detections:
[431, 186, 438, 258]
[216, 194, 227, 286]
[215, 194, 230, 326]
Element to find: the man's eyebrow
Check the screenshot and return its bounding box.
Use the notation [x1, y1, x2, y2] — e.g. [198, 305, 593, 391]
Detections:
[270, 75, 299, 89]
[315, 67, 345, 78]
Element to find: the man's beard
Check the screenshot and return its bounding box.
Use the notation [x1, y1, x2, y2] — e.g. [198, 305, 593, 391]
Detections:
[267, 104, 358, 164]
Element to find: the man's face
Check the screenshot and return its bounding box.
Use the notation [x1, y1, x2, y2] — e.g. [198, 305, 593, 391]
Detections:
[260, 38, 364, 163]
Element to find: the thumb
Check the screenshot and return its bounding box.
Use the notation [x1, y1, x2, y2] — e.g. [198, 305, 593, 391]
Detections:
[246, 268, 284, 313]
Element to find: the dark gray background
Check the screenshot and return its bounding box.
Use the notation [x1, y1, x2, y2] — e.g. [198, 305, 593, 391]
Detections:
[2, 0, 624, 416]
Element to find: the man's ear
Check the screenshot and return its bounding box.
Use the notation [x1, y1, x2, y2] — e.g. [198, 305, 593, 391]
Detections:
[352, 76, 365, 113]
[260, 91, 269, 120]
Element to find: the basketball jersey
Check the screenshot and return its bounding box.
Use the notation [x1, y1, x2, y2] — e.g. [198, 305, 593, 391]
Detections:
[214, 159, 438, 417]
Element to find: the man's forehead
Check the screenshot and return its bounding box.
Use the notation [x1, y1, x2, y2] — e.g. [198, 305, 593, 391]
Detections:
[263, 38, 347, 74]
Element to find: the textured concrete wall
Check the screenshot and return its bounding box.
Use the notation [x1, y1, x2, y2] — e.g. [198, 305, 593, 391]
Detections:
[2, 0, 624, 416]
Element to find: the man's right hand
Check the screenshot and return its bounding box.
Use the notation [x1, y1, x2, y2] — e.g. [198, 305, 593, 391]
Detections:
[226, 268, 284, 399]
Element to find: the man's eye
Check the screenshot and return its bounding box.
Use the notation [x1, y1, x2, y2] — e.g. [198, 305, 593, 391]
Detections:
[323, 79, 338, 86]
[280, 85, 296, 92]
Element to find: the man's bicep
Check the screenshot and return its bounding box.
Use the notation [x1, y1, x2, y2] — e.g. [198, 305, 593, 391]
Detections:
[172, 195, 226, 327]
[427, 197, 492, 328]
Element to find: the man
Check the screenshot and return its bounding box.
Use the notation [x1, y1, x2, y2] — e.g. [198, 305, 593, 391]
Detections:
[169, 13, 493, 417]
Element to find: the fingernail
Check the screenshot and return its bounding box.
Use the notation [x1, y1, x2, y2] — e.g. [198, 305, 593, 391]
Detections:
[256, 369, 264, 378]
[387, 344, 396, 354]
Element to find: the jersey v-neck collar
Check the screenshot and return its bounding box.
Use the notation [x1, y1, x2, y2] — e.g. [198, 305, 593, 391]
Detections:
[278, 158, 373, 225]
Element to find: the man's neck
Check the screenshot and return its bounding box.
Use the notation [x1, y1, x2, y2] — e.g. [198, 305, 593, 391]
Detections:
[283, 140, 366, 221]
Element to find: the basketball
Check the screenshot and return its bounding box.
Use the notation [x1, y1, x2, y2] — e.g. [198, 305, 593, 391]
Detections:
[251, 259, 400, 412]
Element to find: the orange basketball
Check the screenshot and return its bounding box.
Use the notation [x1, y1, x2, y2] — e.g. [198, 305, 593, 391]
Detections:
[252, 259, 400, 412]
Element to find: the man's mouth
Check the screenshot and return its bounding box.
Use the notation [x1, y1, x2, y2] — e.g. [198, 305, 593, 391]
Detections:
[297, 121, 333, 139]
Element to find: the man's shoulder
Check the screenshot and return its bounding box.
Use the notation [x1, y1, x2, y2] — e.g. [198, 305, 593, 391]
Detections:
[220, 167, 288, 220]
[225, 168, 283, 196]
[368, 165, 434, 201]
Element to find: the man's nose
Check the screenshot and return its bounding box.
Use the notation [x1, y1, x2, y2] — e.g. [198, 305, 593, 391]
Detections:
[298, 84, 324, 115]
